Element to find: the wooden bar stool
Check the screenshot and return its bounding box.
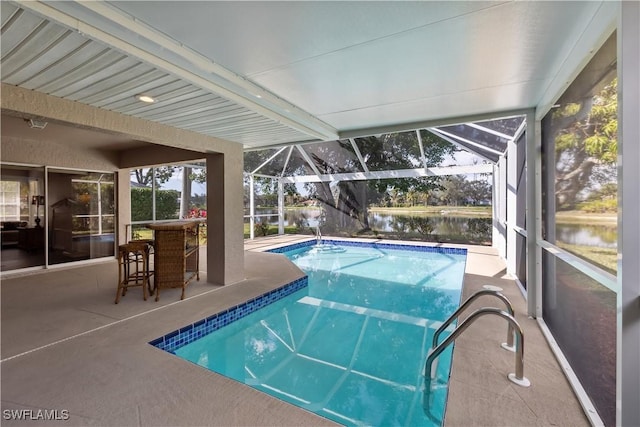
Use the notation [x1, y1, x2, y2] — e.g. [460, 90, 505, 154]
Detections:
[115, 241, 154, 304]
[128, 239, 156, 296]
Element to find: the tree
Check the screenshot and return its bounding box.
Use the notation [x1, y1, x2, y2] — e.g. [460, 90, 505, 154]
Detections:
[131, 167, 176, 186]
[305, 132, 457, 232]
[550, 78, 617, 210]
[437, 176, 466, 206]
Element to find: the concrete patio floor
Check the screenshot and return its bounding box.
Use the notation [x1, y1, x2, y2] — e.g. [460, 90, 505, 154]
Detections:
[1, 236, 589, 426]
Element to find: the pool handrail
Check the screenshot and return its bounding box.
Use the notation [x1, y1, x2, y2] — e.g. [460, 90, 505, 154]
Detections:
[432, 289, 516, 352]
[426, 307, 530, 387]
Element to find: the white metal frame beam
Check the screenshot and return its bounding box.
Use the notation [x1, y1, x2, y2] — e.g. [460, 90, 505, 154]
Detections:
[430, 128, 505, 157]
[280, 164, 493, 184]
[349, 138, 369, 173]
[296, 145, 323, 179]
[251, 146, 287, 174]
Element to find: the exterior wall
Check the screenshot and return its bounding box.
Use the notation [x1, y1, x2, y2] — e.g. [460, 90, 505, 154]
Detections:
[1, 136, 118, 172]
[1, 84, 246, 286]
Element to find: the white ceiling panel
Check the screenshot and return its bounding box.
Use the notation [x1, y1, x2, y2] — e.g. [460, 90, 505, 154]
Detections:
[1, 0, 616, 151]
[109, 1, 503, 76]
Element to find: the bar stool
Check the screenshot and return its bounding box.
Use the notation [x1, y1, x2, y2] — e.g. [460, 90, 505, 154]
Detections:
[128, 239, 156, 296]
[115, 241, 154, 304]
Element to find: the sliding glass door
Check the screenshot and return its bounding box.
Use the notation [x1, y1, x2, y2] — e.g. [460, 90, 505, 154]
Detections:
[0, 164, 46, 271]
[47, 169, 115, 265]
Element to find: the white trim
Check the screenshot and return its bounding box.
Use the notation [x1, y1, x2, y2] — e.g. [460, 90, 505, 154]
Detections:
[339, 109, 531, 141]
[430, 128, 505, 156]
[296, 145, 327, 179]
[537, 318, 605, 427]
[349, 138, 369, 173]
[426, 129, 496, 164]
[538, 240, 617, 293]
[280, 146, 294, 177]
[466, 123, 513, 141]
[415, 130, 427, 170]
[251, 146, 287, 174]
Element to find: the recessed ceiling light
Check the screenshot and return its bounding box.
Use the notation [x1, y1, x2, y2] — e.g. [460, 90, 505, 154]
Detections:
[135, 94, 156, 103]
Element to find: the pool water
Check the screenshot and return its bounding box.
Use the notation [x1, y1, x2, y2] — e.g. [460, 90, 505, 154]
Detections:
[174, 242, 466, 426]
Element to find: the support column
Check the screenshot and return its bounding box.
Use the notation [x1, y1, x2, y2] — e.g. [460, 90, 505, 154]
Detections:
[506, 135, 518, 276]
[526, 110, 542, 318]
[492, 157, 507, 259]
[278, 178, 284, 235]
[619, 2, 640, 425]
[117, 169, 131, 245]
[206, 152, 245, 285]
[249, 175, 255, 240]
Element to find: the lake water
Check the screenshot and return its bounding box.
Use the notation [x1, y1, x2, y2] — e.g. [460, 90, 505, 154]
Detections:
[249, 208, 617, 248]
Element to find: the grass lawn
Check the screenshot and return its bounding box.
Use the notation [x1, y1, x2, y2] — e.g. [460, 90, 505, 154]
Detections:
[555, 210, 616, 224]
[556, 241, 617, 275]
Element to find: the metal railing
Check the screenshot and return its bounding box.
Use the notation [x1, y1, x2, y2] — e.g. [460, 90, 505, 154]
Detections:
[433, 289, 516, 352]
[425, 307, 530, 387]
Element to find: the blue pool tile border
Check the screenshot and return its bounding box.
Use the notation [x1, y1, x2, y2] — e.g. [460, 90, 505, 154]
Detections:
[150, 276, 308, 353]
[267, 238, 468, 255]
[151, 240, 465, 354]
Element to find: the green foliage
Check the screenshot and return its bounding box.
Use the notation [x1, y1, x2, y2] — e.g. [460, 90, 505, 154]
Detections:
[552, 78, 617, 210]
[131, 188, 180, 221]
[577, 198, 617, 213]
[254, 219, 270, 237]
[131, 167, 176, 186]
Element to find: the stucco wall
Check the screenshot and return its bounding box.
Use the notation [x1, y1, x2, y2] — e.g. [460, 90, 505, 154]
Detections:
[1, 84, 246, 285]
[1, 136, 119, 171]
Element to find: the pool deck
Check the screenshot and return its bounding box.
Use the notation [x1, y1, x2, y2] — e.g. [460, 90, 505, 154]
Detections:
[1, 235, 589, 426]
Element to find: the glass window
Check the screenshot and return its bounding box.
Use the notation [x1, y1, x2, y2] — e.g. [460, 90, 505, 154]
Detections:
[542, 254, 616, 426]
[0, 180, 20, 221]
[130, 163, 207, 240]
[154, 166, 180, 221]
[541, 31, 617, 427]
[542, 32, 617, 274]
[1, 164, 46, 271]
[130, 168, 153, 222]
[48, 169, 115, 265]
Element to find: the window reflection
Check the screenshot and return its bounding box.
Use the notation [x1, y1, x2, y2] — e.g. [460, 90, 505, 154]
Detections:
[542, 32, 617, 274]
[48, 170, 115, 265]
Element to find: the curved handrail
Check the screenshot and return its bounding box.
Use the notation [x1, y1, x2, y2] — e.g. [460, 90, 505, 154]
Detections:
[425, 307, 530, 387]
[432, 289, 515, 351]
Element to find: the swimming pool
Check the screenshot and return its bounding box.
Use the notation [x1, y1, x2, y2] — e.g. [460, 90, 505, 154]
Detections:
[152, 240, 467, 426]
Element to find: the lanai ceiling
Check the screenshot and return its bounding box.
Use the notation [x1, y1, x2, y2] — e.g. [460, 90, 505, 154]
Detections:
[1, 1, 615, 151]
